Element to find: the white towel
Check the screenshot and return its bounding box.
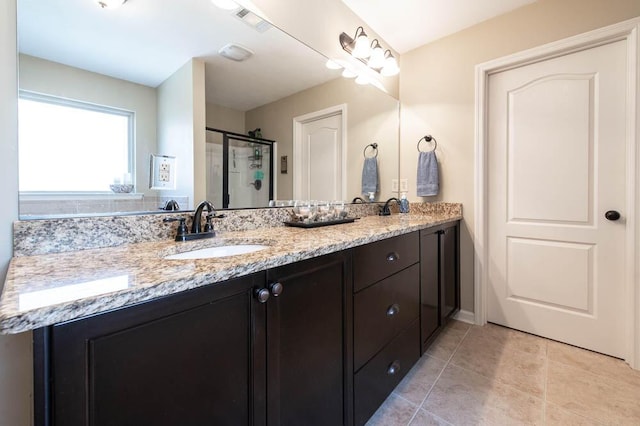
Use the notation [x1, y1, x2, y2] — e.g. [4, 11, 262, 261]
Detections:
[361, 157, 379, 194]
[417, 151, 439, 196]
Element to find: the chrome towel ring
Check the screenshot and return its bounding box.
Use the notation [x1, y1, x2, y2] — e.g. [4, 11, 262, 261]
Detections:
[417, 135, 437, 152]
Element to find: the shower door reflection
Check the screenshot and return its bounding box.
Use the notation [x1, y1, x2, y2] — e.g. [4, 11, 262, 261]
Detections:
[205, 128, 274, 209]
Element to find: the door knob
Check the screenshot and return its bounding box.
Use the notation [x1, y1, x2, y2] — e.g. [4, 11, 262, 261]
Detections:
[605, 210, 621, 221]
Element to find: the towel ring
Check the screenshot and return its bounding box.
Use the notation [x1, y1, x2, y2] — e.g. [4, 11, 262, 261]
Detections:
[364, 143, 379, 158]
[417, 135, 437, 153]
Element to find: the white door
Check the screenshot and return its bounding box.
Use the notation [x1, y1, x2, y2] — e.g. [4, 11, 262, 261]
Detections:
[487, 40, 627, 357]
[296, 113, 343, 200]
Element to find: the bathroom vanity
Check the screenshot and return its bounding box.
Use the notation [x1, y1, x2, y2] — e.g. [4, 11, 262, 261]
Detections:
[0, 208, 461, 426]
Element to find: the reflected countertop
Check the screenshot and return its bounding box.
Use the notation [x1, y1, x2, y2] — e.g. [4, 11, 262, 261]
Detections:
[0, 213, 461, 334]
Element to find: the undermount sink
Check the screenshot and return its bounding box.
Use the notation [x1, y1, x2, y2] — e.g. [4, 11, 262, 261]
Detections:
[164, 244, 269, 260]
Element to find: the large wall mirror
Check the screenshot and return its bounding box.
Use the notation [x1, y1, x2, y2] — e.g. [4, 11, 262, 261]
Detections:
[17, 0, 399, 219]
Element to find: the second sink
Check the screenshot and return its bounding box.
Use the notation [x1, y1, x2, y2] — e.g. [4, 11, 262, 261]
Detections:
[164, 244, 269, 260]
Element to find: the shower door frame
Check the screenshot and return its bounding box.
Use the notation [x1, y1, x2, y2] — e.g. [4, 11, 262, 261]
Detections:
[206, 127, 275, 209]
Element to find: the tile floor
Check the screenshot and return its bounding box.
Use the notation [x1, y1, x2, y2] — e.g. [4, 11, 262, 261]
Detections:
[366, 320, 640, 425]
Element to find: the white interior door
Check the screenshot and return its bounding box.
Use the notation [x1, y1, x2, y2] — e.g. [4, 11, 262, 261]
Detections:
[297, 113, 343, 200]
[487, 40, 627, 357]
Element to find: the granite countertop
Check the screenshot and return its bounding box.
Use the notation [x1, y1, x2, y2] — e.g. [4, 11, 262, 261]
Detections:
[0, 213, 461, 334]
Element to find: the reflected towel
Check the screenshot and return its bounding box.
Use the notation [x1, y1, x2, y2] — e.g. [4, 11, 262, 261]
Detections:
[417, 151, 439, 196]
[361, 157, 379, 194]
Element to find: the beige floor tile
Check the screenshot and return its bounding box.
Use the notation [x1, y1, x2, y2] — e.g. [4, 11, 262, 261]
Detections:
[423, 364, 544, 426]
[445, 319, 472, 333]
[547, 339, 640, 389]
[394, 355, 447, 404]
[545, 402, 604, 425]
[470, 323, 548, 356]
[365, 393, 417, 426]
[546, 360, 640, 425]
[424, 326, 467, 361]
[451, 331, 546, 397]
[409, 408, 452, 425]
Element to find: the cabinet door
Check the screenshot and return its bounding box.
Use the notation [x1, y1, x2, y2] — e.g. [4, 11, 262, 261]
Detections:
[266, 252, 352, 426]
[420, 230, 440, 350]
[441, 224, 459, 321]
[36, 272, 266, 426]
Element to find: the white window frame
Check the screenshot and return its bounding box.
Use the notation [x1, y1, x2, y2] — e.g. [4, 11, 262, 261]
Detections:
[18, 90, 135, 195]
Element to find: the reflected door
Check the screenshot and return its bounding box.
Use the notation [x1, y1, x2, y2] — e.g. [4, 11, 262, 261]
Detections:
[487, 40, 627, 357]
[296, 113, 343, 201]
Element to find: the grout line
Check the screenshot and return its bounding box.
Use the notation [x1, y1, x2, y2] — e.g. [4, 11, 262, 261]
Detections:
[405, 325, 473, 425]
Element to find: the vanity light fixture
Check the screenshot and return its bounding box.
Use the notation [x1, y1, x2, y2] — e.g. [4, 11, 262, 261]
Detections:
[97, 0, 126, 9]
[325, 59, 342, 70]
[340, 27, 399, 77]
[342, 68, 358, 78]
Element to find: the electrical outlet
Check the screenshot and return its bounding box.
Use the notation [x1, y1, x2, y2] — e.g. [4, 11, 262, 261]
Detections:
[391, 179, 399, 192]
[400, 179, 408, 192]
[159, 163, 171, 182]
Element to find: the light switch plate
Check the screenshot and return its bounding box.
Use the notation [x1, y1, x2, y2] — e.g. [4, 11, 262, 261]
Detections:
[391, 179, 399, 192]
[400, 179, 408, 192]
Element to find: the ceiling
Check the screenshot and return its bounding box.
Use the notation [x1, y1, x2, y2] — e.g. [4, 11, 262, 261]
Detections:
[341, 0, 537, 54]
[17, 0, 339, 111]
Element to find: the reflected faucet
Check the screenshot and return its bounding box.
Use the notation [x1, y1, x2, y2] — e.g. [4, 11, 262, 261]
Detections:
[379, 198, 399, 216]
[352, 197, 366, 203]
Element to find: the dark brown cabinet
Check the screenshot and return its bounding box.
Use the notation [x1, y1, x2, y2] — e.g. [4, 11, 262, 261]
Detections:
[34, 251, 351, 426]
[33, 223, 460, 426]
[420, 221, 460, 353]
[35, 272, 266, 426]
[265, 252, 352, 426]
[352, 233, 421, 426]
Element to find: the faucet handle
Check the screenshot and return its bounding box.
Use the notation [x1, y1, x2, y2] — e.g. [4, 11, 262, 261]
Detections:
[163, 217, 188, 239]
[204, 214, 225, 232]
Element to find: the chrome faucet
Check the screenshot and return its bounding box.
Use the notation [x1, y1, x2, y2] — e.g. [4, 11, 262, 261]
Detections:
[379, 197, 400, 216]
[192, 201, 215, 234]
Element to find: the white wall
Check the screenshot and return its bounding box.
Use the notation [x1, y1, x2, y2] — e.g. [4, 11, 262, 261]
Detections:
[0, 0, 33, 424]
[399, 0, 640, 312]
[245, 77, 399, 201]
[206, 103, 245, 134]
[157, 59, 206, 209]
[18, 54, 158, 197]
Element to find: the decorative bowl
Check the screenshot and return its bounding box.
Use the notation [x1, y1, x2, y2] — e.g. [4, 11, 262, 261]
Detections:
[110, 184, 134, 193]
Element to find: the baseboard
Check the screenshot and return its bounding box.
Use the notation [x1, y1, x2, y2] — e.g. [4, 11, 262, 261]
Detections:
[453, 309, 475, 324]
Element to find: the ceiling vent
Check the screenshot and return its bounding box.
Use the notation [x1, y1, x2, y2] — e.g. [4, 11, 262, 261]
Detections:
[235, 8, 271, 33]
[218, 43, 254, 61]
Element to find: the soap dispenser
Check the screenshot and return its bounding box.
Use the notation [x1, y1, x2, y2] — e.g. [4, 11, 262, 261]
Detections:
[399, 192, 410, 213]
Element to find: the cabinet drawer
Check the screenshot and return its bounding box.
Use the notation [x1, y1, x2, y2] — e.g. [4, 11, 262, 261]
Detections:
[353, 232, 419, 292]
[354, 264, 419, 371]
[354, 320, 420, 426]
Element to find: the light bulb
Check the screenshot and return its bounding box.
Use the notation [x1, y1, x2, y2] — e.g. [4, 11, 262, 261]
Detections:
[351, 27, 371, 59]
[355, 75, 370, 85]
[381, 51, 400, 77]
[325, 59, 342, 70]
[342, 68, 357, 78]
[368, 40, 385, 69]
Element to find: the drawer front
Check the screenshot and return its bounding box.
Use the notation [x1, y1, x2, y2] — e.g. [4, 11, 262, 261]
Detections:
[353, 232, 419, 292]
[354, 264, 419, 371]
[354, 320, 420, 426]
